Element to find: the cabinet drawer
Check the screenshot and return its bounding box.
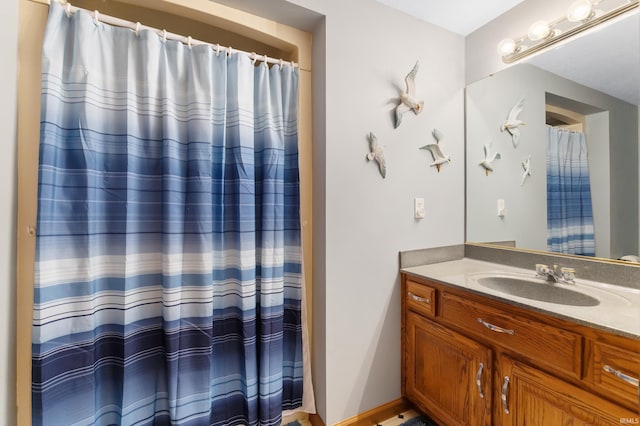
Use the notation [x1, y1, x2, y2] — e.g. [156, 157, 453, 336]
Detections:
[440, 292, 582, 378]
[406, 280, 436, 318]
[590, 341, 640, 409]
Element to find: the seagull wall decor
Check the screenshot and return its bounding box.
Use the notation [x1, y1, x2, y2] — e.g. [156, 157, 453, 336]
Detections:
[479, 142, 501, 176]
[420, 128, 451, 172]
[501, 97, 525, 147]
[366, 132, 386, 178]
[521, 154, 532, 186]
[394, 61, 424, 129]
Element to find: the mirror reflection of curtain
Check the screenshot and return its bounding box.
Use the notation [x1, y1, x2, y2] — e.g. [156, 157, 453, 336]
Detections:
[546, 126, 595, 256]
[32, 2, 307, 425]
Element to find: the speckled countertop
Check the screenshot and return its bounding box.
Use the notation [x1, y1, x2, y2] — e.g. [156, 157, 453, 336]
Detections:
[402, 258, 640, 339]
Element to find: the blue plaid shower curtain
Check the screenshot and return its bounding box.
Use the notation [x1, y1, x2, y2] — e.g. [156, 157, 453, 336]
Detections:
[33, 2, 304, 425]
[546, 126, 595, 256]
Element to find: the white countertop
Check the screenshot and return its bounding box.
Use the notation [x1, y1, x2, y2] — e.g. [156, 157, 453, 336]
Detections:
[402, 258, 640, 339]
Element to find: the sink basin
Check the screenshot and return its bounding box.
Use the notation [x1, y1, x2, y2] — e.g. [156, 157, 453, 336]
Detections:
[477, 276, 600, 306]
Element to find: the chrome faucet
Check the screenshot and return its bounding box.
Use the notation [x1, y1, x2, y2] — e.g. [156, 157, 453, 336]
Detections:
[535, 264, 576, 284]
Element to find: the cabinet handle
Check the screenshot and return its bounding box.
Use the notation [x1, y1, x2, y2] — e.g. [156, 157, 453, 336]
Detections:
[603, 365, 639, 388]
[477, 318, 515, 335]
[501, 376, 510, 414]
[476, 363, 484, 399]
[408, 291, 430, 304]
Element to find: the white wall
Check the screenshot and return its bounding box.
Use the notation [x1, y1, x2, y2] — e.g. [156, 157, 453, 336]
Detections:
[280, 0, 465, 423]
[0, 0, 18, 425]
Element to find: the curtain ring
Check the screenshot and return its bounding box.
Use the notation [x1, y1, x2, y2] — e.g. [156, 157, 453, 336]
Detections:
[187, 36, 192, 48]
[263, 55, 269, 67]
[279, 58, 284, 70]
[215, 44, 221, 56]
[65, 2, 72, 17]
[93, 10, 99, 25]
[162, 29, 167, 42]
[135, 22, 141, 36]
[291, 60, 295, 69]
[250, 52, 258, 65]
[227, 46, 233, 57]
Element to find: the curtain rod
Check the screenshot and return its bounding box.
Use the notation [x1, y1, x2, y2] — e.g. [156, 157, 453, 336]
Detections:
[48, 0, 299, 69]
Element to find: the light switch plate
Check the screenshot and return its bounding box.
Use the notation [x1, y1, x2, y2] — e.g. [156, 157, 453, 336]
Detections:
[414, 197, 425, 219]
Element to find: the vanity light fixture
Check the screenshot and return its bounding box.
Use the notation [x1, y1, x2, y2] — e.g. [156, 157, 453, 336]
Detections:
[566, 0, 595, 22]
[527, 20, 553, 41]
[498, 0, 638, 64]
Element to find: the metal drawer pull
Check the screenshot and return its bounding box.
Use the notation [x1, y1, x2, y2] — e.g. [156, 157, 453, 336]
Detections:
[477, 318, 515, 335]
[501, 376, 510, 414]
[476, 363, 484, 399]
[603, 365, 639, 388]
[408, 291, 430, 304]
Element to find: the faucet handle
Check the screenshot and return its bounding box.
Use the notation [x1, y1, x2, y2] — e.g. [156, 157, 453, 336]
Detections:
[535, 264, 548, 276]
[560, 267, 576, 282]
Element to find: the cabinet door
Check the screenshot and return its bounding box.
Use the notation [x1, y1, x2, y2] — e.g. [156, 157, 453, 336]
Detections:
[405, 311, 492, 426]
[499, 355, 639, 426]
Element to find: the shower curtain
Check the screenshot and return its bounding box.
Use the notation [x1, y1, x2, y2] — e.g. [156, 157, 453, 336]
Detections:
[546, 126, 595, 256]
[33, 2, 305, 425]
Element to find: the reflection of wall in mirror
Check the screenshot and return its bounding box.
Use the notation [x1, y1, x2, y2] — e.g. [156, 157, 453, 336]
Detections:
[466, 63, 639, 259]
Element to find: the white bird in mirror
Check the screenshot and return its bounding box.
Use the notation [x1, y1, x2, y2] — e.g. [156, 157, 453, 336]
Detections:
[479, 141, 501, 176]
[394, 61, 424, 128]
[501, 97, 526, 147]
[420, 128, 451, 172]
[521, 154, 532, 186]
[366, 132, 387, 178]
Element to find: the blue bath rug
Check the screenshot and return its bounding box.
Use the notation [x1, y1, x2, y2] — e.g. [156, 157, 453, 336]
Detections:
[400, 415, 439, 426]
[283, 421, 302, 426]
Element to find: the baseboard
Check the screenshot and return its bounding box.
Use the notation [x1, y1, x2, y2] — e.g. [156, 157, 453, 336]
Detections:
[283, 412, 313, 426]
[309, 413, 326, 426]
[333, 398, 412, 426]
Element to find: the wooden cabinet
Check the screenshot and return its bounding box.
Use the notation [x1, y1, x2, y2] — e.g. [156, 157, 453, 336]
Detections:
[405, 311, 492, 426]
[588, 341, 640, 410]
[439, 291, 582, 379]
[499, 356, 637, 425]
[401, 275, 640, 426]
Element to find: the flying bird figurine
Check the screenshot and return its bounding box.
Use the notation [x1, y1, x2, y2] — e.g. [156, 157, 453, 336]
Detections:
[394, 61, 424, 128]
[420, 128, 451, 172]
[521, 155, 532, 186]
[501, 98, 526, 147]
[366, 132, 387, 178]
[479, 142, 501, 176]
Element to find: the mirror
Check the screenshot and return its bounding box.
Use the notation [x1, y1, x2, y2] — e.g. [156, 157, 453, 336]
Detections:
[466, 11, 639, 261]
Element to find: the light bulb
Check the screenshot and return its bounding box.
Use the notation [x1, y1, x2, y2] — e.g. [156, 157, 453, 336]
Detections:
[567, 0, 593, 22]
[528, 20, 552, 41]
[497, 38, 517, 56]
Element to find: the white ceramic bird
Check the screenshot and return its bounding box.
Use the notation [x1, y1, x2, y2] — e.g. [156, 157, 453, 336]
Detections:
[501, 98, 526, 147]
[521, 155, 532, 186]
[394, 61, 424, 128]
[366, 132, 386, 178]
[479, 142, 501, 176]
[420, 128, 451, 172]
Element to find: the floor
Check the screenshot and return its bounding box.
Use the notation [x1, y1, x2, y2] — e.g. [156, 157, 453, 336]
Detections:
[282, 408, 421, 426]
[377, 409, 420, 426]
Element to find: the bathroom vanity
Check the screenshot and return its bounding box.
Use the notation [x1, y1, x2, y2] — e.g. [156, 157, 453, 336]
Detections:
[400, 258, 639, 426]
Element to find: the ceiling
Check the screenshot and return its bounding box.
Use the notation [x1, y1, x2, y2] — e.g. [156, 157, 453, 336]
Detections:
[375, 0, 526, 36]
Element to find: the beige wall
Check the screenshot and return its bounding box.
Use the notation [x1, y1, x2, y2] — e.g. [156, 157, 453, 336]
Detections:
[16, 1, 312, 425]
